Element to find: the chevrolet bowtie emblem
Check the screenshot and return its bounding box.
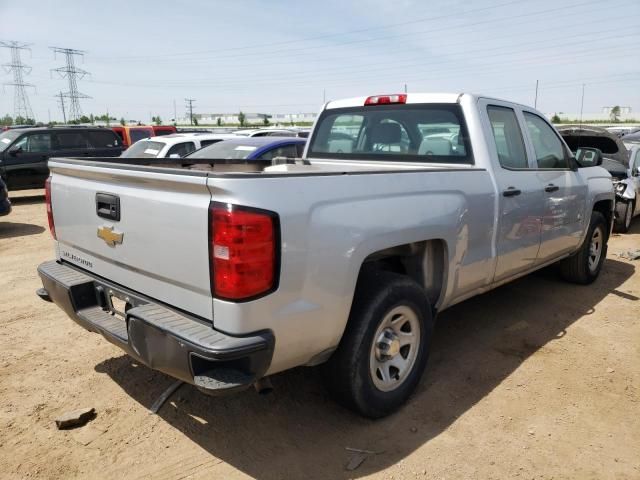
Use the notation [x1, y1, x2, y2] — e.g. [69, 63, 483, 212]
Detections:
[97, 226, 124, 247]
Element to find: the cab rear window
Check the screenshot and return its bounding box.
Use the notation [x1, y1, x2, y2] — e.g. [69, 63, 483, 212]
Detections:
[308, 104, 472, 164]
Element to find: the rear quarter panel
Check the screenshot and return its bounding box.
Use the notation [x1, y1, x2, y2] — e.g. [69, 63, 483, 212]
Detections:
[208, 169, 495, 374]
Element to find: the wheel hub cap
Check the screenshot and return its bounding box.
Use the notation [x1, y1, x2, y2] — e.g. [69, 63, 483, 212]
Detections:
[588, 227, 603, 273]
[369, 305, 421, 392]
[375, 329, 401, 359]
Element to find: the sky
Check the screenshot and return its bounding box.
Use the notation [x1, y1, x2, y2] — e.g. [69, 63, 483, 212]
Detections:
[0, 0, 638, 122]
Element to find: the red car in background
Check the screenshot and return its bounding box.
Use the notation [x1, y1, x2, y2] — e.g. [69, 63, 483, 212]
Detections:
[152, 125, 177, 137]
[111, 125, 177, 148]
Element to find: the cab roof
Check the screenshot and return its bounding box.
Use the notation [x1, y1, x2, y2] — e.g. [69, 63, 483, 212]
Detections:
[324, 92, 529, 110]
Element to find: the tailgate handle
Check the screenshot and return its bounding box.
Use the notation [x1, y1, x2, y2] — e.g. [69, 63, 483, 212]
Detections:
[96, 193, 121, 221]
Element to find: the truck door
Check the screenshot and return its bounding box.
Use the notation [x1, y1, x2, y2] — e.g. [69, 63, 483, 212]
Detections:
[520, 112, 587, 262]
[2, 132, 53, 189]
[481, 101, 544, 282]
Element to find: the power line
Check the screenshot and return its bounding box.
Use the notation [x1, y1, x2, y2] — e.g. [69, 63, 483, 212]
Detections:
[82, 33, 639, 93]
[97, 0, 619, 68]
[0, 41, 35, 120]
[93, 0, 526, 62]
[50, 46, 91, 121]
[185, 98, 195, 125]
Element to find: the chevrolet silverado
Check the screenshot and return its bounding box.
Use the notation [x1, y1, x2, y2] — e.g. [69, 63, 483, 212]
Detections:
[37, 93, 614, 417]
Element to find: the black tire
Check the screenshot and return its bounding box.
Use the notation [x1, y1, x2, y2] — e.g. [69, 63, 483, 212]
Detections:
[560, 211, 608, 284]
[614, 200, 633, 233]
[322, 269, 433, 418]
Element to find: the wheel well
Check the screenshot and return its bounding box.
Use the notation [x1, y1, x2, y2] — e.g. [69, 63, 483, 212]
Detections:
[593, 199, 613, 236]
[361, 240, 446, 307]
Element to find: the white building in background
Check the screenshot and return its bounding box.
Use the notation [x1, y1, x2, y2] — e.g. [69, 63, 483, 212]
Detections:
[545, 106, 636, 123]
[176, 112, 317, 125]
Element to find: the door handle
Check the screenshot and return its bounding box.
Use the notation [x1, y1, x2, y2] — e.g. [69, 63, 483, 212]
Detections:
[503, 187, 522, 197]
[545, 184, 560, 193]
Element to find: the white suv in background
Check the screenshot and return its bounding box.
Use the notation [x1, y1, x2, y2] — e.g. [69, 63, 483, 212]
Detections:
[121, 133, 237, 158]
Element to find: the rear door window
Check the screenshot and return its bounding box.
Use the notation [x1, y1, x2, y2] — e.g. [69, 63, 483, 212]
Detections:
[167, 142, 196, 157]
[55, 132, 90, 150]
[487, 106, 529, 169]
[87, 131, 120, 149]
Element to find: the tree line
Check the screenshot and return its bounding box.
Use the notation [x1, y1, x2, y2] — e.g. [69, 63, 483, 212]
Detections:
[0, 113, 165, 127]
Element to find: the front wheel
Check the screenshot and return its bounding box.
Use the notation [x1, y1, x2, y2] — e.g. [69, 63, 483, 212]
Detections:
[322, 269, 433, 418]
[614, 200, 633, 233]
[560, 211, 608, 284]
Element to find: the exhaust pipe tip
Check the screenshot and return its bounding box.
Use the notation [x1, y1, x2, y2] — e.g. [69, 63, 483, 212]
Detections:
[254, 377, 273, 395]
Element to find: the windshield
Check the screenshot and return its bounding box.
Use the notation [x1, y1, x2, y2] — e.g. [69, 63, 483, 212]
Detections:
[0, 130, 22, 152]
[307, 104, 473, 164]
[121, 140, 165, 158]
[186, 141, 257, 159]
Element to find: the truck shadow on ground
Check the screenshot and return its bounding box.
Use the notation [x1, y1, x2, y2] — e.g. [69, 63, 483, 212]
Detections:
[95, 258, 635, 479]
[0, 221, 45, 239]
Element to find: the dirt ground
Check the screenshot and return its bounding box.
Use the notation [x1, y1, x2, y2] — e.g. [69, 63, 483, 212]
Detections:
[0, 189, 638, 480]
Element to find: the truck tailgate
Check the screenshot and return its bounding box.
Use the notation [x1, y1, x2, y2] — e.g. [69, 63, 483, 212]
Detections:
[48, 160, 214, 321]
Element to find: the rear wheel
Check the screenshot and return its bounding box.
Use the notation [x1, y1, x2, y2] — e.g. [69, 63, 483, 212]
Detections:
[614, 200, 633, 233]
[322, 269, 433, 418]
[560, 211, 608, 284]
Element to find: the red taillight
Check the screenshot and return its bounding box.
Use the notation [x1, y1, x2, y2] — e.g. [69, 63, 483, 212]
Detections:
[209, 203, 278, 301]
[45, 177, 56, 239]
[364, 94, 407, 106]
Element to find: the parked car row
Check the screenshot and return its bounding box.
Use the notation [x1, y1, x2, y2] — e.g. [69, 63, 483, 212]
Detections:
[0, 122, 310, 193]
[121, 130, 307, 161]
[121, 133, 237, 159]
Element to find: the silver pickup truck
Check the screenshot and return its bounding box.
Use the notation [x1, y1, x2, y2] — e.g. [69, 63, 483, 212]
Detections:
[37, 93, 614, 417]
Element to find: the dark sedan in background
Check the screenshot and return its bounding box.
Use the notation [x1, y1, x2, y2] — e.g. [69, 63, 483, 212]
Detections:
[0, 127, 123, 191]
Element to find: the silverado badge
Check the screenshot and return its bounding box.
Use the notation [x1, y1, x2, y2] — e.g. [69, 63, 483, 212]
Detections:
[97, 226, 124, 247]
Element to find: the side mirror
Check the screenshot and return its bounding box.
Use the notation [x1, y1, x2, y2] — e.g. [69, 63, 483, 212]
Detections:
[8, 146, 22, 157]
[168, 153, 181, 159]
[633, 167, 640, 177]
[575, 147, 603, 167]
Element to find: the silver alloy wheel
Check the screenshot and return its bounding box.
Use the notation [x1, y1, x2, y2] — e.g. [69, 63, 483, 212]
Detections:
[369, 305, 420, 392]
[588, 226, 604, 273]
[625, 202, 632, 229]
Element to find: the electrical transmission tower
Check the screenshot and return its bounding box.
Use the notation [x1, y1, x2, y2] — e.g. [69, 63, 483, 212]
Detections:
[185, 98, 195, 125]
[50, 47, 91, 121]
[0, 41, 35, 120]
